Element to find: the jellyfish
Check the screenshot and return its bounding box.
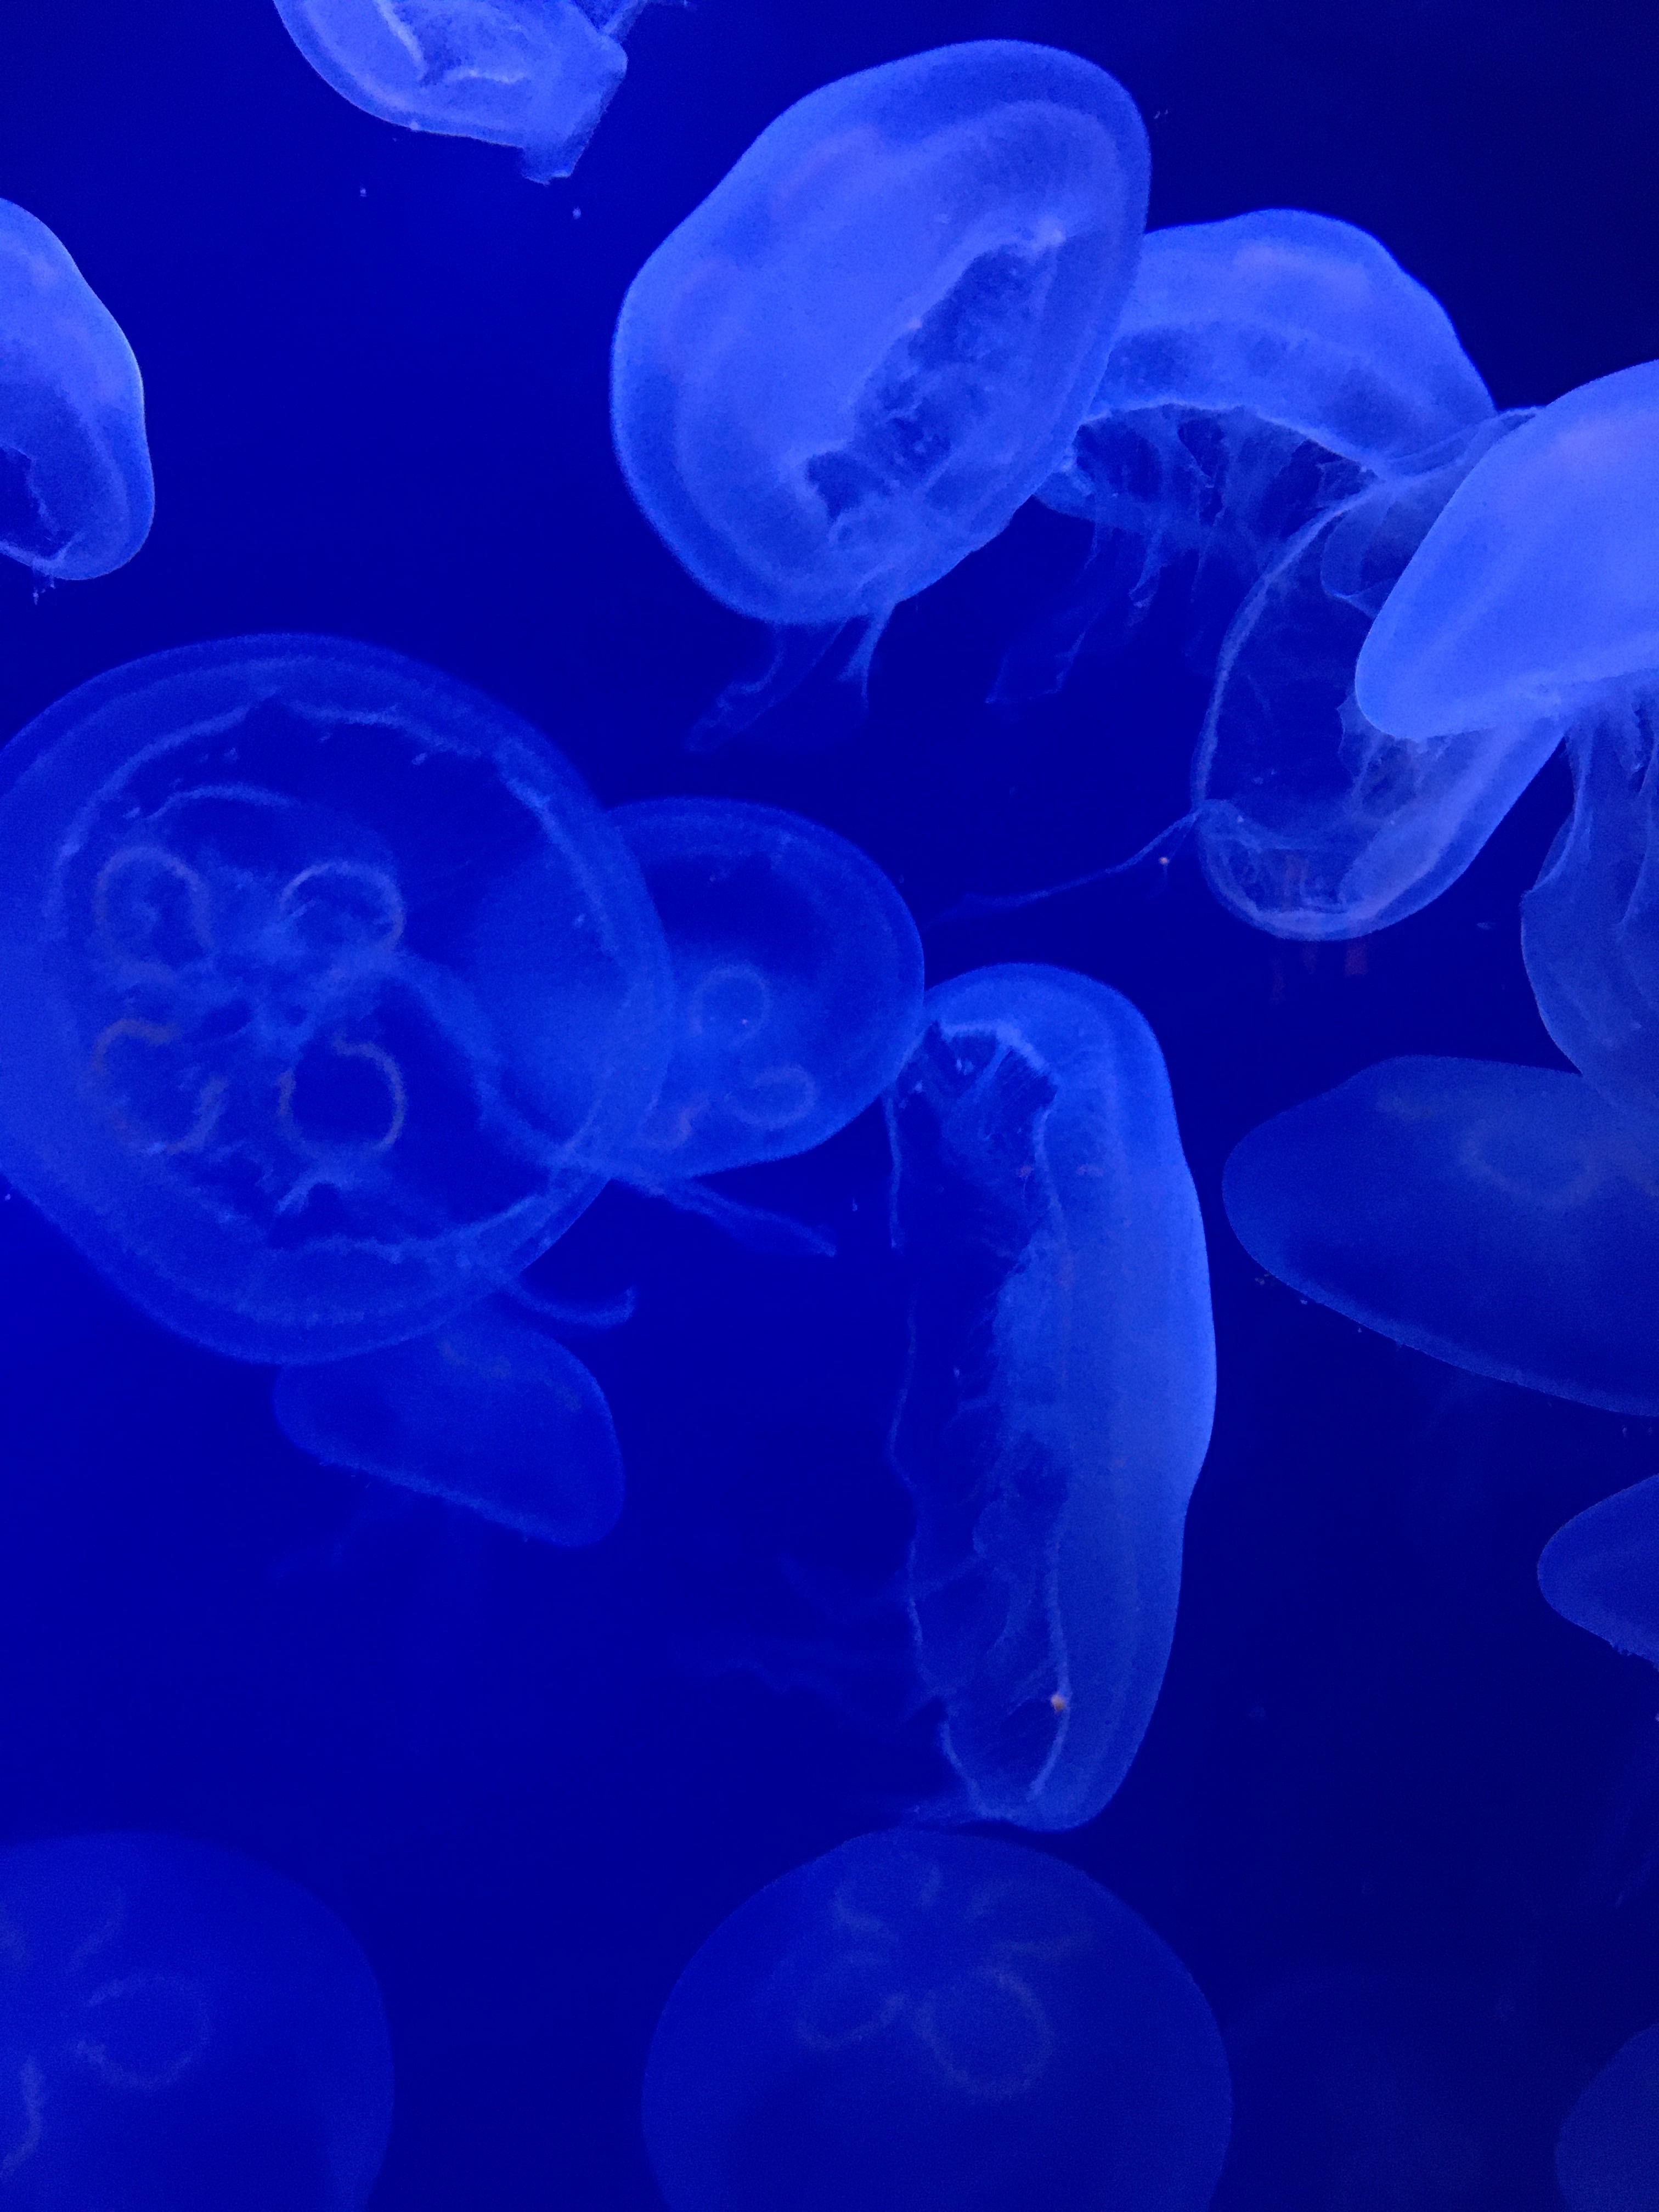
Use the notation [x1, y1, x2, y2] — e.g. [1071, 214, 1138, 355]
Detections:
[1557, 2023, 1659, 2212]
[997, 208, 1493, 701]
[0, 634, 670, 1364]
[1190, 408, 1561, 938]
[610, 40, 1150, 741]
[641, 1828, 1232, 2212]
[1538, 1474, 1659, 1671]
[1223, 1056, 1659, 1415]
[885, 964, 1215, 1831]
[0, 199, 153, 582]
[0, 1830, 392, 2210]
[273, 1292, 623, 1543]
[612, 799, 924, 1228]
[270, 0, 656, 180]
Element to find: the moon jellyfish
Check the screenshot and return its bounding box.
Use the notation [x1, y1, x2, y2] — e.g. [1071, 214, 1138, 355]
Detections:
[0, 199, 153, 582]
[641, 1828, 1232, 2212]
[1224, 1056, 1659, 1414]
[1539, 1474, 1659, 1671]
[1558, 2024, 1659, 2212]
[0, 635, 669, 1364]
[611, 40, 1149, 739]
[885, 964, 1215, 1831]
[273, 1293, 623, 1544]
[0, 1830, 392, 2211]
[1000, 208, 1492, 700]
[612, 799, 923, 1182]
[270, 0, 655, 180]
[1191, 410, 1558, 938]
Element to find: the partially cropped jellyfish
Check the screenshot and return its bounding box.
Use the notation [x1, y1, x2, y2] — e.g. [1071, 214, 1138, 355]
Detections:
[1352, 362, 1659, 1122]
[1223, 1056, 1659, 1415]
[997, 208, 1492, 701]
[641, 1829, 1232, 2212]
[1539, 1474, 1659, 1670]
[613, 798, 923, 1215]
[0, 635, 670, 1364]
[886, 964, 1215, 1831]
[0, 199, 153, 582]
[270, 0, 657, 180]
[611, 40, 1150, 742]
[1558, 2024, 1659, 2212]
[273, 1293, 624, 1544]
[1190, 409, 1561, 938]
[0, 1830, 392, 2211]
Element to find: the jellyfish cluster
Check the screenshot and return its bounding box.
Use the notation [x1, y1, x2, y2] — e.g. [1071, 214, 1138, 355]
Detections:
[1, 15, 1655, 2207]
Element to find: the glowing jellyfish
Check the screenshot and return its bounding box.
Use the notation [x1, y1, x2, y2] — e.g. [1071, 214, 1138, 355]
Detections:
[1558, 2024, 1659, 2212]
[1191, 410, 1559, 939]
[1000, 208, 1492, 699]
[0, 635, 670, 1364]
[641, 1828, 1232, 2212]
[0, 1830, 392, 2211]
[270, 0, 656, 180]
[612, 798, 923, 1183]
[611, 40, 1149, 737]
[273, 1293, 623, 1544]
[885, 964, 1215, 1831]
[0, 199, 153, 582]
[1223, 1056, 1659, 1415]
[1539, 1473, 1659, 1670]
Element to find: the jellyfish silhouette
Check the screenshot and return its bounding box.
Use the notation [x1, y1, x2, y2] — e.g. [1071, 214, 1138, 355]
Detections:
[1539, 1473, 1659, 1669]
[0, 635, 670, 1363]
[0, 1830, 392, 2211]
[0, 199, 153, 582]
[611, 40, 1149, 741]
[1557, 2022, 1659, 2212]
[641, 1829, 1231, 2212]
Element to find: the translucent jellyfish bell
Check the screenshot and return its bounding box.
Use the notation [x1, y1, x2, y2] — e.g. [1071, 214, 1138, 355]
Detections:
[1539, 1473, 1659, 1670]
[611, 40, 1149, 737]
[270, 0, 653, 180]
[641, 1829, 1232, 2212]
[273, 1294, 624, 1545]
[0, 635, 670, 1364]
[1557, 2024, 1659, 2212]
[0, 199, 154, 581]
[0, 1830, 392, 2211]
[886, 964, 1215, 1831]
[1223, 1056, 1659, 1415]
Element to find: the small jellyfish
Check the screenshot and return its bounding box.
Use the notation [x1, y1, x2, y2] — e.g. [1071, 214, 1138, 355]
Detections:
[1539, 1473, 1659, 1670]
[612, 798, 924, 1193]
[0, 1830, 392, 2210]
[270, 0, 654, 180]
[0, 199, 153, 582]
[641, 1828, 1232, 2212]
[0, 635, 670, 1364]
[273, 1293, 624, 1544]
[1223, 1056, 1659, 1415]
[999, 208, 1492, 700]
[886, 964, 1215, 1831]
[1191, 409, 1560, 939]
[1557, 2023, 1659, 2212]
[611, 41, 1149, 738]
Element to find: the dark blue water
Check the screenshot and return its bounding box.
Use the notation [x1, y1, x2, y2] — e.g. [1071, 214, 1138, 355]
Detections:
[2, 2, 1657, 2203]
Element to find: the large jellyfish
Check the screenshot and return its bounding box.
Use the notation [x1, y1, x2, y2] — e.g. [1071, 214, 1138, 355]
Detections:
[1557, 2023, 1659, 2212]
[1539, 1473, 1659, 1671]
[270, 0, 656, 180]
[1223, 1056, 1659, 1415]
[0, 1830, 392, 2210]
[997, 208, 1492, 701]
[1353, 362, 1659, 1122]
[0, 635, 670, 1364]
[1190, 409, 1560, 938]
[885, 964, 1215, 1831]
[0, 199, 153, 582]
[611, 40, 1149, 739]
[273, 1292, 624, 1544]
[641, 1828, 1232, 2212]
